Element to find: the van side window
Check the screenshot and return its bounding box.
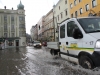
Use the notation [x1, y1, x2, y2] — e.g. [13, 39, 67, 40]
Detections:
[60, 25, 65, 38]
[67, 21, 78, 37]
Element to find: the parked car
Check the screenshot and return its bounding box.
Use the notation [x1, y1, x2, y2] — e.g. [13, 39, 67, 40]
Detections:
[42, 42, 47, 46]
[33, 41, 42, 48]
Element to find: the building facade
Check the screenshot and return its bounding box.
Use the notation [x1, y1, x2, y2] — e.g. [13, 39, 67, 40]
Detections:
[37, 16, 45, 41]
[0, 1, 26, 48]
[53, 0, 70, 41]
[30, 24, 38, 41]
[69, 0, 100, 17]
[43, 9, 54, 42]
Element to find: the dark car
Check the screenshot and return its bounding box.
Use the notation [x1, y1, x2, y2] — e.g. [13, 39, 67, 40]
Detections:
[33, 41, 42, 48]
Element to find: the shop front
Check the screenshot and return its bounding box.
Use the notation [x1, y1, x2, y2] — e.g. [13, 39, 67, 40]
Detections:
[0, 37, 20, 49]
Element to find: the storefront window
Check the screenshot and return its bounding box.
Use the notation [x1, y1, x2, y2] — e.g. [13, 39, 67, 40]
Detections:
[8, 40, 14, 46]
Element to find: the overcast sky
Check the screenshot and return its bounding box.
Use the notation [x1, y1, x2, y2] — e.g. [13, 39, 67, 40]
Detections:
[0, 0, 59, 34]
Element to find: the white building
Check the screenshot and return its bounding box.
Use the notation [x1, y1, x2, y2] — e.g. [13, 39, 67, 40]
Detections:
[37, 16, 45, 41]
[0, 1, 26, 48]
[53, 0, 70, 41]
[30, 24, 38, 41]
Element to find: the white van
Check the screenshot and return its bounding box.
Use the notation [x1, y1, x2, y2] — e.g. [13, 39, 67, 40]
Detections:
[47, 17, 100, 69]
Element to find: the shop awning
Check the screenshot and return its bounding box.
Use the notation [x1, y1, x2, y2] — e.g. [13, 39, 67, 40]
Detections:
[0, 37, 20, 40]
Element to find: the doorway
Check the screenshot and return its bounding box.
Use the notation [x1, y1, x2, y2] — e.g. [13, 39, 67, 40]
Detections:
[16, 40, 19, 46]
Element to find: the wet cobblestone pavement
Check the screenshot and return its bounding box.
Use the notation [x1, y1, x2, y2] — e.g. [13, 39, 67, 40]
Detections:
[0, 46, 100, 75]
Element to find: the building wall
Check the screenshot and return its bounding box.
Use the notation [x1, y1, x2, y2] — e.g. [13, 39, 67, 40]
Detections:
[33, 24, 38, 40]
[37, 16, 44, 40]
[0, 8, 26, 47]
[30, 26, 34, 40]
[69, 0, 100, 17]
[43, 9, 54, 41]
[53, 0, 70, 41]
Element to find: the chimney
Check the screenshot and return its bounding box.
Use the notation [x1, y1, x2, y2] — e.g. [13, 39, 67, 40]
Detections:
[4, 6, 6, 9]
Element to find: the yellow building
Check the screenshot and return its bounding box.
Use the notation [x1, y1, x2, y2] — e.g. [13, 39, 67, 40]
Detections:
[69, 0, 100, 17]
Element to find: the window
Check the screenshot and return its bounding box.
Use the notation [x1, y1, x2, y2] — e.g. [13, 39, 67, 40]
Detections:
[19, 16, 25, 21]
[92, 0, 96, 7]
[78, 18, 100, 33]
[75, 11, 78, 17]
[67, 21, 78, 37]
[59, 6, 60, 10]
[4, 15, 7, 21]
[71, 14, 73, 18]
[60, 25, 65, 38]
[79, 0, 82, 2]
[85, 4, 89, 11]
[4, 33, 7, 37]
[39, 25, 40, 30]
[8, 40, 14, 46]
[19, 24, 25, 28]
[11, 16, 14, 21]
[70, 3, 73, 9]
[74, 0, 77, 6]
[80, 8, 83, 14]
[11, 25, 14, 30]
[65, 0, 67, 4]
[61, 13, 63, 19]
[58, 15, 59, 21]
[4, 24, 7, 30]
[65, 9, 68, 16]
[12, 33, 14, 37]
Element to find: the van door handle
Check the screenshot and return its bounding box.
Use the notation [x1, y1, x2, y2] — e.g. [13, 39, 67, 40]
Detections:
[66, 42, 68, 45]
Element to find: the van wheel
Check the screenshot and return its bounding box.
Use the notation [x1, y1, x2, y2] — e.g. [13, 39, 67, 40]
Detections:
[50, 49, 57, 56]
[79, 56, 94, 69]
[50, 49, 54, 55]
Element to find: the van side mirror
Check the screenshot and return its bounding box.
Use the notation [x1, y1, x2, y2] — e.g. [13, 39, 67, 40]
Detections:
[72, 28, 83, 39]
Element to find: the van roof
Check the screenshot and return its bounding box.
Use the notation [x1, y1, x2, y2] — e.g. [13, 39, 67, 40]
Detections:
[59, 17, 100, 25]
[74, 16, 100, 19]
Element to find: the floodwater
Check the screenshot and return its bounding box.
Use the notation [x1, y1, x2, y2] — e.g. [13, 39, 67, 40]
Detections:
[0, 46, 100, 75]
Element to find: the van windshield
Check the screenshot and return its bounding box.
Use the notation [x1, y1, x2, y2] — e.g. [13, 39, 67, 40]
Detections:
[78, 18, 100, 33]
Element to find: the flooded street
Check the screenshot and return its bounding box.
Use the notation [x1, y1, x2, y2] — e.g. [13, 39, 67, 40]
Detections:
[0, 46, 100, 75]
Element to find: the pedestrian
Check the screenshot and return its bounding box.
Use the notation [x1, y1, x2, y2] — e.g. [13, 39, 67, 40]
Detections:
[1, 42, 4, 50]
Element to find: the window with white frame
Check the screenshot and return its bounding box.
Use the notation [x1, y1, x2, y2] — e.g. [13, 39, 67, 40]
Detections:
[80, 8, 83, 14]
[74, 0, 77, 6]
[75, 11, 78, 17]
[59, 6, 60, 10]
[58, 15, 59, 21]
[65, 9, 68, 16]
[4, 24, 7, 30]
[65, 0, 67, 4]
[70, 3, 73, 9]
[4, 15, 7, 21]
[11, 25, 14, 30]
[92, 0, 96, 7]
[79, 0, 82, 3]
[71, 14, 73, 18]
[61, 12, 63, 19]
[4, 33, 7, 37]
[85, 4, 89, 11]
[11, 16, 14, 21]
[12, 33, 14, 37]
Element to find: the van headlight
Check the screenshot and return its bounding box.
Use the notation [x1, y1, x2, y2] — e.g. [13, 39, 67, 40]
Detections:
[95, 40, 100, 49]
[34, 44, 36, 46]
